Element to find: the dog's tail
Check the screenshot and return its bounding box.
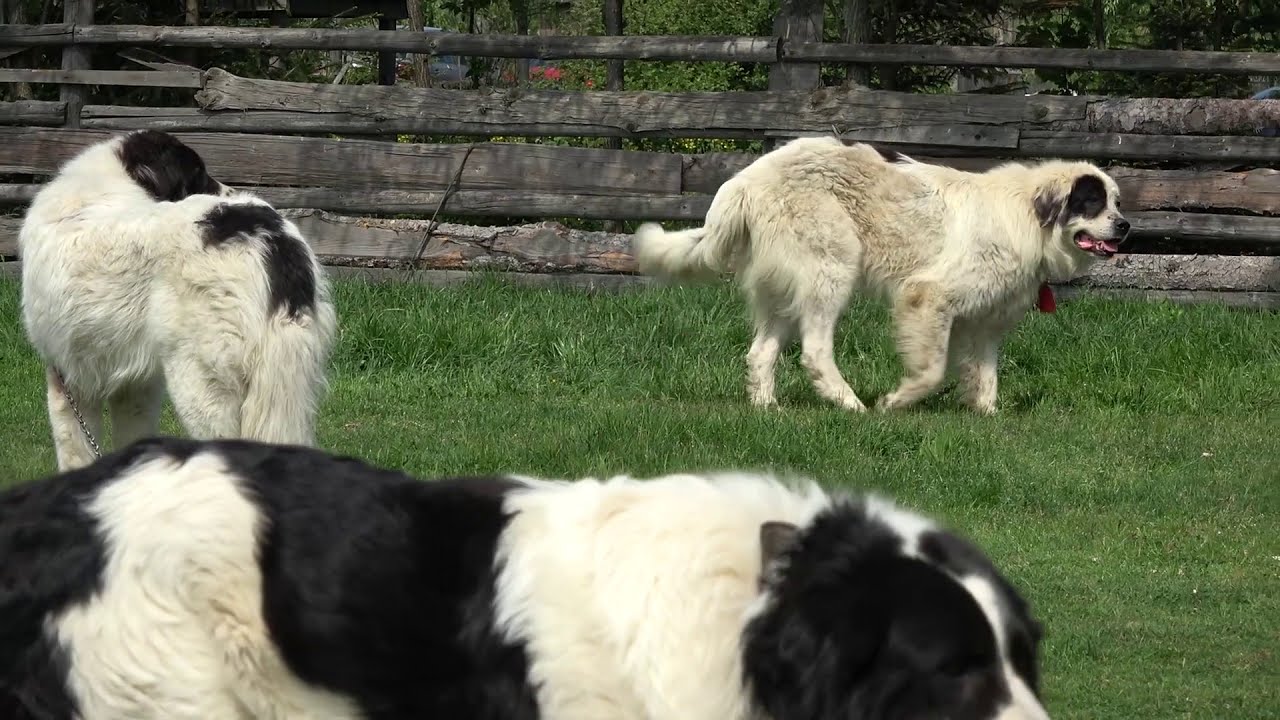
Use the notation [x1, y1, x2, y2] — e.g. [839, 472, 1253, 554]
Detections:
[240, 289, 337, 448]
[633, 179, 752, 281]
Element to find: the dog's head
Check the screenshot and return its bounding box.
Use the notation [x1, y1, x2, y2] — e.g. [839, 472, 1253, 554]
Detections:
[1032, 164, 1129, 259]
[115, 130, 235, 202]
[744, 498, 1049, 720]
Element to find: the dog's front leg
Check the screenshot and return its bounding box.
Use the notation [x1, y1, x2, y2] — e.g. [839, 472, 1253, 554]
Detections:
[877, 285, 952, 412]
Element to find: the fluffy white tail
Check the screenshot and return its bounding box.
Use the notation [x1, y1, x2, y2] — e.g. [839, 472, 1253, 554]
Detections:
[633, 180, 751, 281]
[240, 302, 337, 447]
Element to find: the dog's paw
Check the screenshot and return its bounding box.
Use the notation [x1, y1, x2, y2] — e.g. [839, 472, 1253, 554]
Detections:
[874, 394, 900, 412]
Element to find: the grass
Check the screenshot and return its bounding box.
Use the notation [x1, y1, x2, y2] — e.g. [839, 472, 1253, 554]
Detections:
[1, 274, 1278, 719]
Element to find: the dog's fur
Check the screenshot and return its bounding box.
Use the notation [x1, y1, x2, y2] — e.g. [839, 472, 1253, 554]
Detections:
[19, 130, 338, 471]
[0, 437, 1051, 720]
[633, 136, 1130, 414]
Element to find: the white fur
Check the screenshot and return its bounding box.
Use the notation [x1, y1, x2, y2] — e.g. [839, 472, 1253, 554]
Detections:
[53, 451, 359, 719]
[19, 136, 338, 470]
[633, 136, 1127, 414]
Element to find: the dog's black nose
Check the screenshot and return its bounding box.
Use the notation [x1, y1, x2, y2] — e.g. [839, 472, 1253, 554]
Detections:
[1115, 218, 1131, 236]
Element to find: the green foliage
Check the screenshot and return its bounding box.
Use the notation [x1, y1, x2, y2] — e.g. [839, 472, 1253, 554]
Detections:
[1016, 0, 1280, 98]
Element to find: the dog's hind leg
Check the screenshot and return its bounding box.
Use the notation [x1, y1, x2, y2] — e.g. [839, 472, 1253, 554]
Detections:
[877, 283, 953, 412]
[44, 366, 105, 471]
[746, 299, 795, 407]
[164, 354, 242, 439]
[796, 280, 866, 412]
[109, 377, 166, 447]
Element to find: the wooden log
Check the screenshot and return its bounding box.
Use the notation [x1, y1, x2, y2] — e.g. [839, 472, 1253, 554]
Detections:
[1127, 211, 1280, 244]
[280, 209, 639, 273]
[195, 68, 1085, 139]
[0, 68, 203, 88]
[1, 209, 1277, 293]
[769, 0, 824, 92]
[0, 100, 66, 126]
[784, 41, 1280, 76]
[1085, 97, 1280, 136]
[0, 127, 684, 195]
[0, 25, 781, 62]
[1069, 254, 1280, 292]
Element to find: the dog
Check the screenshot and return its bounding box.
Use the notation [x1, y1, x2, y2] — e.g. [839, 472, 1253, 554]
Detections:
[18, 130, 338, 471]
[0, 436, 1051, 720]
[633, 136, 1130, 414]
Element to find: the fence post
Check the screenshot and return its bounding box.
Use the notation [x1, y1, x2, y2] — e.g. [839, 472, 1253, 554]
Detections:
[60, 0, 94, 129]
[766, 0, 823, 152]
[602, 0, 625, 232]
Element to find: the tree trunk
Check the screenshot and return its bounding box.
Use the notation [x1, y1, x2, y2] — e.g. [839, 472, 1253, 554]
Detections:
[1091, 0, 1105, 48]
[842, 0, 870, 87]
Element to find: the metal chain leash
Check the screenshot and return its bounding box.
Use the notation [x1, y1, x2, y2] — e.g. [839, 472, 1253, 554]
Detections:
[54, 367, 102, 459]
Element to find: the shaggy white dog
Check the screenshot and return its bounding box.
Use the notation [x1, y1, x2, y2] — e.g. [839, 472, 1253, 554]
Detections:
[19, 130, 338, 470]
[633, 136, 1130, 414]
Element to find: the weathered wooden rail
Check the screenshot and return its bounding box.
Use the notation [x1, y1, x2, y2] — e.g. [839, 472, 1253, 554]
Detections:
[2, 12, 1278, 304]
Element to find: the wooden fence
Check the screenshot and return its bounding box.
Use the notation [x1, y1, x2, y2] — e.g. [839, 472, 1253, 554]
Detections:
[1, 1, 1278, 303]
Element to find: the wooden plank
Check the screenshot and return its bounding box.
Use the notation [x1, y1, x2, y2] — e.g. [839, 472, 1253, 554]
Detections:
[680, 154, 1280, 215]
[1019, 131, 1280, 163]
[2, 259, 1275, 307]
[0, 100, 65, 126]
[3, 185, 1278, 240]
[0, 127, 683, 195]
[769, 0, 824, 92]
[280, 209, 639, 273]
[0, 25, 781, 62]
[785, 41, 1280, 76]
[768, 125, 1020, 149]
[0, 68, 203, 88]
[1127, 211, 1280, 244]
[1050, 286, 1280, 310]
[194, 69, 1085, 139]
[0, 215, 18, 256]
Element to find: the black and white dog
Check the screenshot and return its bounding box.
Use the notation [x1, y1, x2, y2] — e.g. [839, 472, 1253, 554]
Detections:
[0, 438, 1051, 720]
[19, 130, 337, 471]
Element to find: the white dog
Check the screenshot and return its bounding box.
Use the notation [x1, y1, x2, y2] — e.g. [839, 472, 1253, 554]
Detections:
[19, 130, 338, 470]
[633, 136, 1129, 414]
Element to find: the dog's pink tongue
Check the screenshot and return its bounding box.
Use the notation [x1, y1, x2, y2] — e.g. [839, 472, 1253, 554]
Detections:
[1101, 240, 1119, 254]
[1076, 235, 1096, 251]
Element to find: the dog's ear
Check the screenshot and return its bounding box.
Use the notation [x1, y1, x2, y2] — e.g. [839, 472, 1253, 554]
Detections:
[759, 521, 800, 591]
[1032, 186, 1066, 228]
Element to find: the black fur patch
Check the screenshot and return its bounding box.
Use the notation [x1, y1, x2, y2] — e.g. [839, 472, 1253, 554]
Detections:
[920, 530, 1044, 694]
[198, 204, 317, 318]
[872, 145, 908, 164]
[116, 130, 224, 202]
[209, 440, 540, 720]
[1035, 173, 1110, 228]
[742, 502, 1024, 720]
[0, 438, 198, 720]
[1064, 174, 1108, 220]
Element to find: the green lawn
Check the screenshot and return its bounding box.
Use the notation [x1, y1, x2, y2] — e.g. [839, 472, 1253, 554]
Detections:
[1, 275, 1277, 718]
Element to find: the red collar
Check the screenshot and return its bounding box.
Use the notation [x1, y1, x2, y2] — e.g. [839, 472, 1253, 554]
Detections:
[1037, 283, 1057, 313]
